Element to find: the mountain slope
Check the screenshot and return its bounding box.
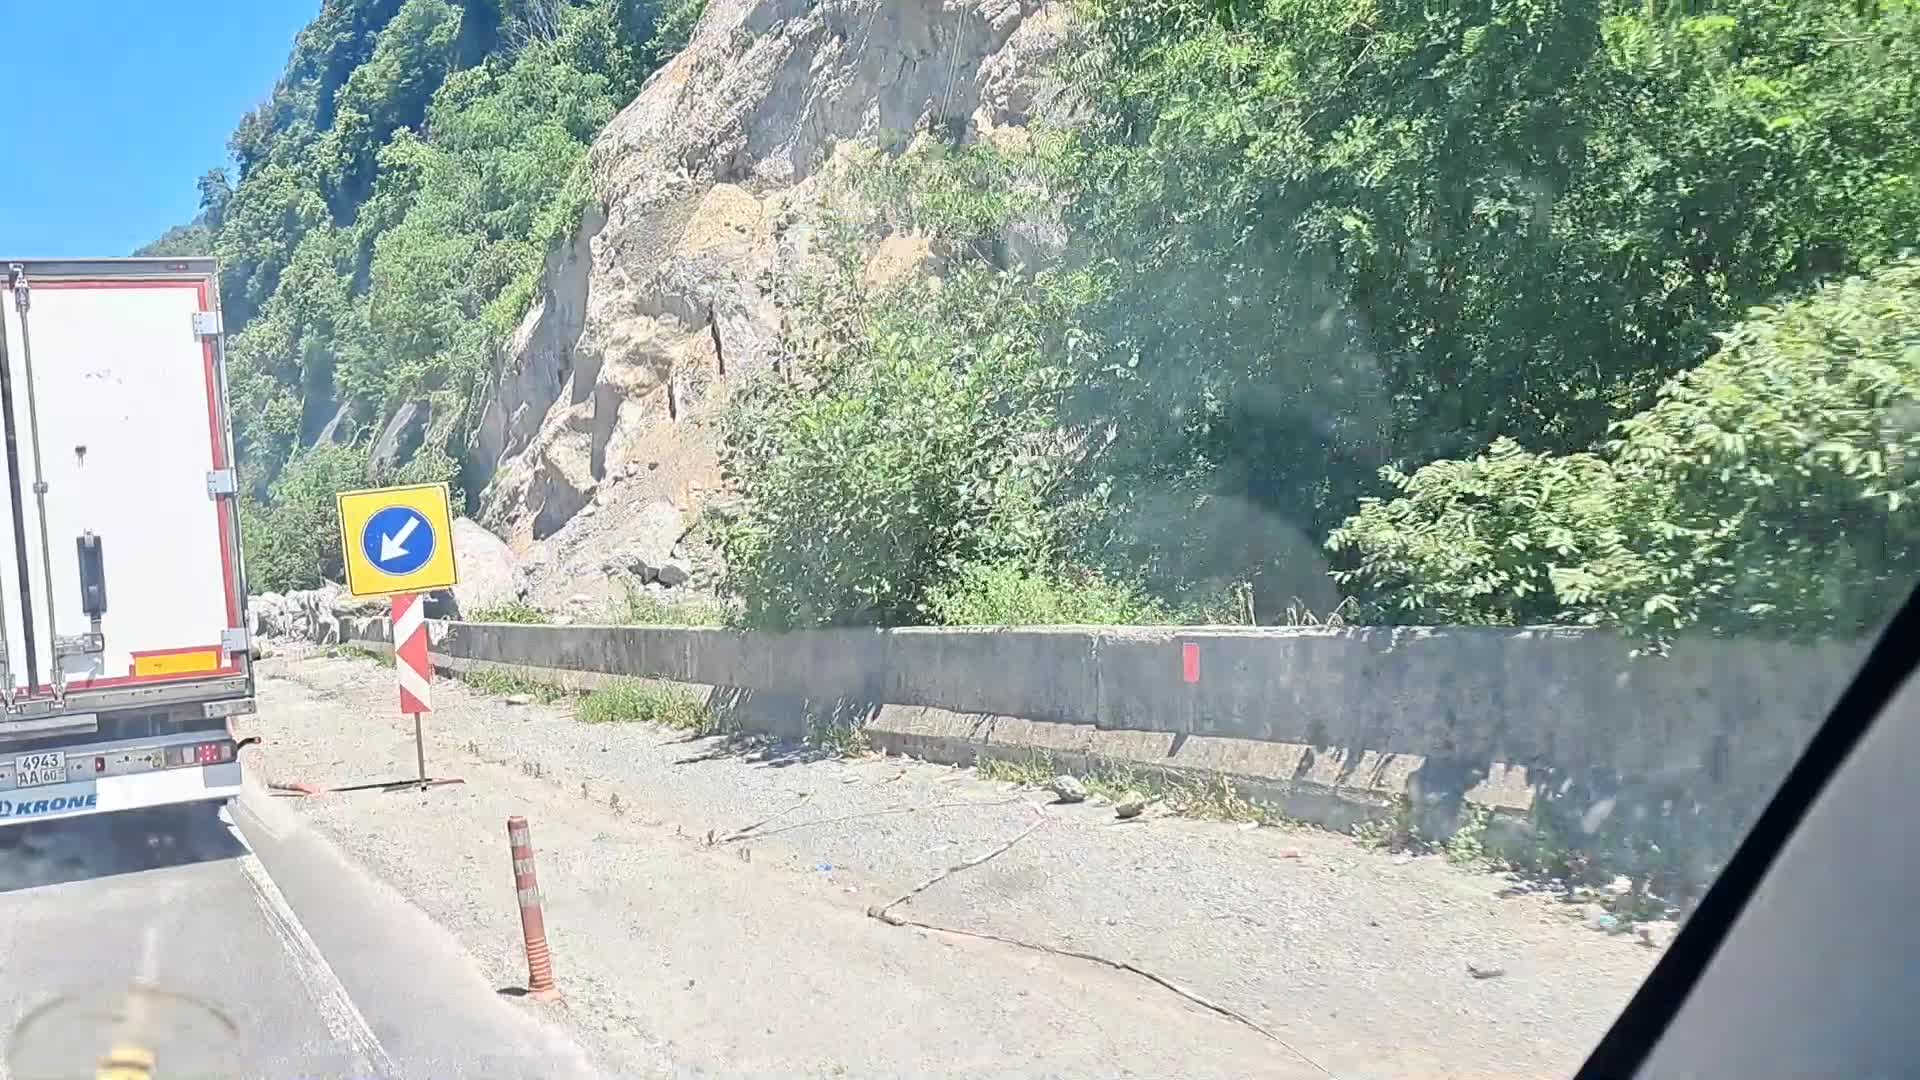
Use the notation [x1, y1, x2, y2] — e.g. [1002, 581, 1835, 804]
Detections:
[468, 0, 1073, 606]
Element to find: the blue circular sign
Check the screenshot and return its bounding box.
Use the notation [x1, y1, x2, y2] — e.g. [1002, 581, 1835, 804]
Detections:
[361, 505, 436, 576]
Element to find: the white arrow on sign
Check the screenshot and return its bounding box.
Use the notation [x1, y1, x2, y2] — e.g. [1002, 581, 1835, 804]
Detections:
[379, 514, 422, 563]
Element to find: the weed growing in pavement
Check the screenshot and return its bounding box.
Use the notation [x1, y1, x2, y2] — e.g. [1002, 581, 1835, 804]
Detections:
[577, 681, 716, 730]
[808, 717, 871, 756]
[978, 753, 1308, 828]
[467, 600, 551, 624]
[1502, 798, 1578, 880]
[1166, 772, 1263, 823]
[456, 667, 567, 704]
[1080, 759, 1149, 803]
[320, 643, 386, 663]
[1351, 797, 1431, 854]
[1444, 805, 1494, 866]
[976, 750, 1058, 787]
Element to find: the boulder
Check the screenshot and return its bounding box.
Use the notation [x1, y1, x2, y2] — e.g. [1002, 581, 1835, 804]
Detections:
[448, 518, 517, 618]
[1050, 775, 1088, 803]
[332, 593, 387, 617]
[627, 498, 684, 568]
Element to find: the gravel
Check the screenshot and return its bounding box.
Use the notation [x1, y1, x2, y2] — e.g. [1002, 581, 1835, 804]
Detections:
[246, 647, 1660, 1079]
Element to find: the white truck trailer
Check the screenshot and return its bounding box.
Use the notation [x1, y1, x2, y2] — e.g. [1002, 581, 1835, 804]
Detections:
[0, 257, 251, 832]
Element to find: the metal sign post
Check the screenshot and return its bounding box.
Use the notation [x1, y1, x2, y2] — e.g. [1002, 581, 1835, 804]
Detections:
[325, 482, 465, 796]
[391, 591, 457, 792]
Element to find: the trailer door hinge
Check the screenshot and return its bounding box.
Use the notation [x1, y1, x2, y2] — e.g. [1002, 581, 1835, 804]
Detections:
[222, 627, 252, 655]
[192, 310, 223, 336]
[206, 468, 237, 497]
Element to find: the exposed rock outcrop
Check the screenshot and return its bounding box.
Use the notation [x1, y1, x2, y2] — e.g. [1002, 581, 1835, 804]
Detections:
[469, 0, 1074, 602]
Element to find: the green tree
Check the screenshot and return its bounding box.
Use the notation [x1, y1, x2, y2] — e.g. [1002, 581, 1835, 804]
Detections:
[1054, 0, 1920, 598]
[239, 445, 371, 592]
[316, 0, 465, 215]
[132, 0, 701, 590]
[1330, 257, 1920, 644]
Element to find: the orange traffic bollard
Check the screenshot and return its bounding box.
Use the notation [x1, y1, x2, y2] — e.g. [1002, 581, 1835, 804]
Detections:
[506, 816, 559, 1000]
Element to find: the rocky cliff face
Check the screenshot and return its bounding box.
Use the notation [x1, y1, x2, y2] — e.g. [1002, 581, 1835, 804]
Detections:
[468, 0, 1072, 608]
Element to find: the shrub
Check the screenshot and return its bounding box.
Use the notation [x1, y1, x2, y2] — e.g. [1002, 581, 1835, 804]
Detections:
[1327, 440, 1632, 626]
[717, 267, 1094, 629]
[239, 445, 370, 592]
[1580, 257, 1920, 644]
[926, 561, 1174, 626]
[1331, 257, 1920, 645]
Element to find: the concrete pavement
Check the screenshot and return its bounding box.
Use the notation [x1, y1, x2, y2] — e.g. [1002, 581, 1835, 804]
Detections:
[0, 785, 595, 1080]
[246, 649, 1663, 1079]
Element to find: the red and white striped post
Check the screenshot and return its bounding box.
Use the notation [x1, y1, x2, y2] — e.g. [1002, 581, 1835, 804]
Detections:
[507, 816, 559, 999]
[392, 592, 433, 788]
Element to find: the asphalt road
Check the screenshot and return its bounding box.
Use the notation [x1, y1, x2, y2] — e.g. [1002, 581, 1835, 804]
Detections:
[0, 783, 597, 1080]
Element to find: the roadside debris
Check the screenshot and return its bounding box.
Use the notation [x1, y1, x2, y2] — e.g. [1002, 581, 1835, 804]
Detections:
[1467, 963, 1507, 980]
[1636, 920, 1677, 949]
[1050, 775, 1088, 803]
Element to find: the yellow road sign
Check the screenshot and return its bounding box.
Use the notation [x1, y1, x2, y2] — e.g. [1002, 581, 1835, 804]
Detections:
[335, 482, 460, 598]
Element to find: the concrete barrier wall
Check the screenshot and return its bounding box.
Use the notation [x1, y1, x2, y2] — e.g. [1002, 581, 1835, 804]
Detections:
[314, 610, 1868, 883]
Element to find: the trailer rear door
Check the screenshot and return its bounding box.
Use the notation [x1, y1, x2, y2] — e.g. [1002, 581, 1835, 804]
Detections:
[0, 259, 247, 703]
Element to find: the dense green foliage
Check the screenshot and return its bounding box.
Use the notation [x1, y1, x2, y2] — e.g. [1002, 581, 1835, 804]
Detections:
[718, 262, 1094, 628]
[720, 0, 1920, 636]
[144, 0, 704, 590]
[1333, 259, 1920, 645]
[238, 445, 370, 592]
[925, 562, 1175, 626]
[166, 0, 1919, 632]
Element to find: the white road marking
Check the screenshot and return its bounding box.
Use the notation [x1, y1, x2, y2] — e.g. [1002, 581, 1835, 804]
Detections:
[227, 822, 397, 1079]
[222, 796, 283, 842]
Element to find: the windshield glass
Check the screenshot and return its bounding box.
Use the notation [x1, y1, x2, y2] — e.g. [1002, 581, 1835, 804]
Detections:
[4, 1, 1917, 1078]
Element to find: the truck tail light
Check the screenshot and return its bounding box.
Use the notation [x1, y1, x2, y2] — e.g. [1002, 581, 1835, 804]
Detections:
[163, 741, 233, 768]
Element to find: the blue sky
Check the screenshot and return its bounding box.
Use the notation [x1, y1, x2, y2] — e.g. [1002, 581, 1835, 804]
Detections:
[0, 2, 318, 258]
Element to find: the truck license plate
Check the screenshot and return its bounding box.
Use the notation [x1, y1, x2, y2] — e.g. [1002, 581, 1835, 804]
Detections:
[14, 751, 66, 787]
